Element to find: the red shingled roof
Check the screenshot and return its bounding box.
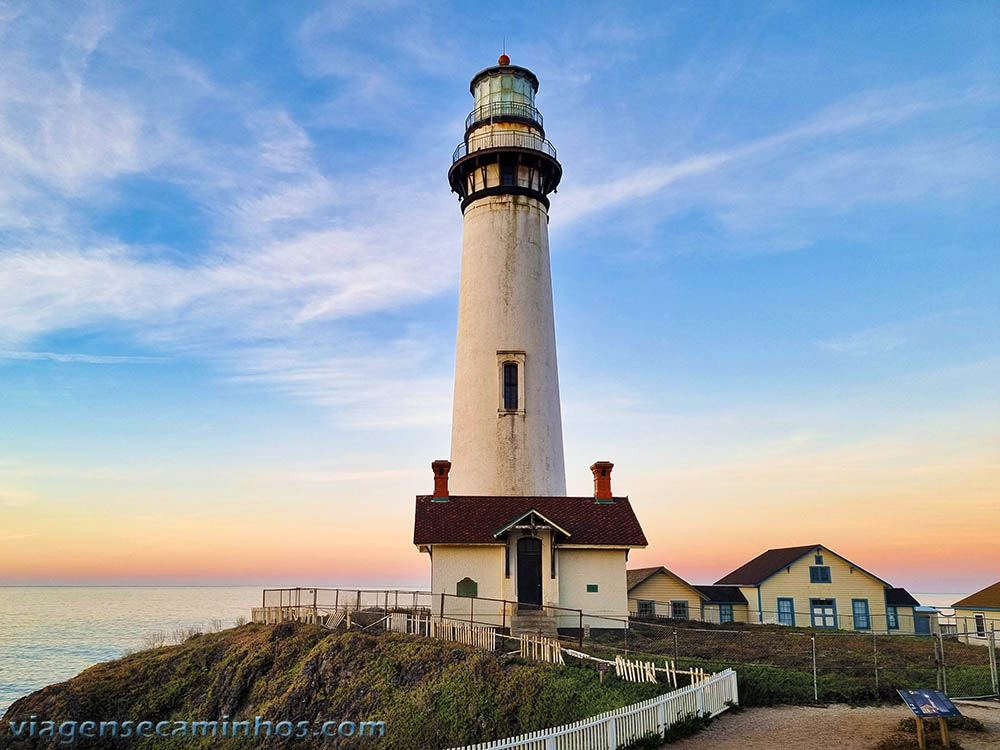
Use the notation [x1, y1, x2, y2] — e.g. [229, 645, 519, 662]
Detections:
[413, 495, 647, 547]
[715, 545, 822, 586]
[715, 544, 891, 587]
[954, 582, 1000, 609]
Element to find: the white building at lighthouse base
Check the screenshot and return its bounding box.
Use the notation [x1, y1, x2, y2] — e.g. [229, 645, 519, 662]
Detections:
[413, 461, 646, 633]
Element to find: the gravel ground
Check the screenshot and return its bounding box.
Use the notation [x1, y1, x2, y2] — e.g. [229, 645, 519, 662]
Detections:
[667, 702, 1000, 750]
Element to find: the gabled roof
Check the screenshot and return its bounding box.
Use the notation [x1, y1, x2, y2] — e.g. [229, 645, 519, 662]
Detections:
[693, 585, 748, 605]
[493, 509, 571, 539]
[715, 545, 820, 586]
[954, 581, 1000, 610]
[627, 566, 669, 590]
[715, 544, 891, 588]
[886, 588, 920, 607]
[625, 567, 749, 605]
[626, 566, 704, 598]
[413, 495, 647, 547]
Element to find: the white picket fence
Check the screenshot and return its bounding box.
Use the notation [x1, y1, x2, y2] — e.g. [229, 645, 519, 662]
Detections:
[519, 634, 565, 665]
[612, 656, 710, 686]
[445, 668, 738, 750]
[662, 661, 709, 689]
[386, 611, 432, 636]
[432, 619, 498, 650]
[614, 655, 657, 683]
[324, 609, 347, 630]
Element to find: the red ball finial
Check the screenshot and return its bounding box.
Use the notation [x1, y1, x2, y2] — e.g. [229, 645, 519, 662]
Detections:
[498, 54, 510, 66]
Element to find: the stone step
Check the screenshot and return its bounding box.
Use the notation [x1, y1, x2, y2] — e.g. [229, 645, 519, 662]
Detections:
[510, 613, 559, 637]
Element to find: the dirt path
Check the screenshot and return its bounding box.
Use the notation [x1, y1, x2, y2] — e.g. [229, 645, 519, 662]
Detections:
[667, 702, 1000, 750]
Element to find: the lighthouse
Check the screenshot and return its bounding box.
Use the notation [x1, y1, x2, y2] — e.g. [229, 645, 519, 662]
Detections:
[446, 55, 566, 497]
[413, 58, 646, 629]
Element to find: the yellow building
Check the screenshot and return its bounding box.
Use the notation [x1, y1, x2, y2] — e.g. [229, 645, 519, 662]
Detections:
[715, 544, 922, 634]
[627, 566, 749, 624]
[953, 582, 1000, 645]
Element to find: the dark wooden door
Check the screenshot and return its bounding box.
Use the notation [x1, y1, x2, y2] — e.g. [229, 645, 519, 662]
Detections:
[517, 537, 542, 607]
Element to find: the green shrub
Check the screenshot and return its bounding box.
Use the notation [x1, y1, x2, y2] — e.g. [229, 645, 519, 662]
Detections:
[662, 712, 713, 743]
[619, 731, 665, 749]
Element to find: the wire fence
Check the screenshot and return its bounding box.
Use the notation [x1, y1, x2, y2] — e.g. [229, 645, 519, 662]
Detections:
[252, 588, 999, 702]
[587, 616, 998, 702]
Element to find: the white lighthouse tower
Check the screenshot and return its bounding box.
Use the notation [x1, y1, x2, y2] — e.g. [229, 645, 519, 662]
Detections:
[446, 55, 567, 497]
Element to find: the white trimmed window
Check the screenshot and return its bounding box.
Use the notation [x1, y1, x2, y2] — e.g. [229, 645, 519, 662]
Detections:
[496, 351, 525, 414]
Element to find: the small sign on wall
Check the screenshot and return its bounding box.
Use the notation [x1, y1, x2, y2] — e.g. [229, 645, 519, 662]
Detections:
[586, 584, 599, 592]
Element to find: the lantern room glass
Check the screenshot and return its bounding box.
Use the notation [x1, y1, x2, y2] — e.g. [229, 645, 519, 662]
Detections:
[474, 72, 535, 111]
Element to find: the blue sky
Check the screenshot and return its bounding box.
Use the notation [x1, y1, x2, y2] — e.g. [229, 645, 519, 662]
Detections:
[0, 1, 997, 589]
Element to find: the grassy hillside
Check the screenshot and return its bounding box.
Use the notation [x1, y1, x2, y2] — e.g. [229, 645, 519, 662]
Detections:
[2, 624, 665, 749]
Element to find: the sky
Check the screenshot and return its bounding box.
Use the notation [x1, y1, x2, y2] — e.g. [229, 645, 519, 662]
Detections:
[0, 1, 997, 592]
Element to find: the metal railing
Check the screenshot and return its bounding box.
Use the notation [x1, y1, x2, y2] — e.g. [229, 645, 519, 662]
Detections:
[254, 587, 606, 647]
[259, 587, 431, 614]
[465, 101, 542, 130]
[452, 131, 557, 163]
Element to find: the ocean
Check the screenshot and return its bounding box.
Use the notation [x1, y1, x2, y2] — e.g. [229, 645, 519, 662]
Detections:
[0, 586, 262, 715]
[0, 587, 970, 716]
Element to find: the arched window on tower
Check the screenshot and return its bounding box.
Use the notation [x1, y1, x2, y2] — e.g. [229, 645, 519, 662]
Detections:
[503, 362, 518, 410]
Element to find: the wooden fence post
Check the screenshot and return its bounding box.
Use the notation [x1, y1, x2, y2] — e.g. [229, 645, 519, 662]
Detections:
[811, 634, 818, 701]
[873, 631, 879, 694]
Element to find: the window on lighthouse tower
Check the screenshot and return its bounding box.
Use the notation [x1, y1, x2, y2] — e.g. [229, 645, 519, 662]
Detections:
[503, 363, 518, 410]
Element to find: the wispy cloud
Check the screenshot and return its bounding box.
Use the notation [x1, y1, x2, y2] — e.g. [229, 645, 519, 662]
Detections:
[0, 2, 995, 434]
[227, 335, 453, 428]
[817, 324, 910, 355]
[558, 83, 997, 229]
[0, 532, 36, 542]
[0, 3, 462, 422]
[0, 350, 164, 364]
[0, 487, 34, 507]
[816, 311, 969, 356]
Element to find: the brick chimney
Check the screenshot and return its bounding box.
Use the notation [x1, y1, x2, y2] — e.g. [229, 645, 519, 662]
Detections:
[432, 460, 452, 499]
[590, 461, 614, 501]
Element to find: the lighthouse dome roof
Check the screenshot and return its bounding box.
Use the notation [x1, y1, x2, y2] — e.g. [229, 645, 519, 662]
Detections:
[469, 62, 539, 95]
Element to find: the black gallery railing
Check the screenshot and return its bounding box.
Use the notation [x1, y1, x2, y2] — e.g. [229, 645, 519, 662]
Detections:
[465, 101, 543, 130]
[452, 131, 557, 163]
